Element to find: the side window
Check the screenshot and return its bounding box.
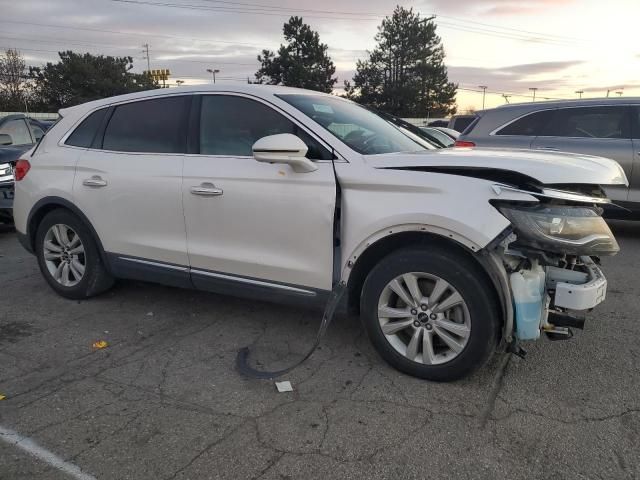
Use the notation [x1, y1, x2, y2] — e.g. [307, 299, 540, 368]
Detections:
[542, 106, 630, 139]
[199, 95, 332, 160]
[0, 119, 32, 145]
[103, 96, 188, 153]
[496, 110, 555, 136]
[65, 108, 108, 148]
[632, 107, 640, 139]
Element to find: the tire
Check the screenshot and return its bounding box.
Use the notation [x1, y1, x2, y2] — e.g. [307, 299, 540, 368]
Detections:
[35, 209, 114, 299]
[360, 246, 500, 382]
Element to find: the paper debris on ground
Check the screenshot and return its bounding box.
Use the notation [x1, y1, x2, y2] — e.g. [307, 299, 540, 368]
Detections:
[92, 340, 108, 349]
[0, 394, 6, 400]
[275, 381, 293, 393]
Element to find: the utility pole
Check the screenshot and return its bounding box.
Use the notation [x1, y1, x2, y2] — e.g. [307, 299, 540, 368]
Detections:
[142, 44, 151, 72]
[206, 68, 220, 84]
[502, 94, 511, 104]
[176, 80, 184, 87]
[575, 90, 584, 99]
[616, 91, 623, 97]
[478, 85, 488, 110]
[529, 87, 538, 102]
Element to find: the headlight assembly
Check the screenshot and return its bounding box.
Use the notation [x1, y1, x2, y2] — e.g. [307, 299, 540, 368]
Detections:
[499, 204, 619, 256]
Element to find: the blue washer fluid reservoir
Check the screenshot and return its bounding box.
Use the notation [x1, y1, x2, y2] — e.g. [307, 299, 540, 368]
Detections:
[510, 263, 546, 340]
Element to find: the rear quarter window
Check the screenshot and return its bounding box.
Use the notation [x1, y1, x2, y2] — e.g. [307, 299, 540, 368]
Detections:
[65, 109, 108, 148]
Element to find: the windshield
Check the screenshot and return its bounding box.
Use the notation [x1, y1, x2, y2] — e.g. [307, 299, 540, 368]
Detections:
[278, 94, 432, 155]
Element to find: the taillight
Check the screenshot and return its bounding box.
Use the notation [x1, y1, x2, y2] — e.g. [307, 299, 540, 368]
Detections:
[454, 140, 476, 148]
[14, 159, 31, 181]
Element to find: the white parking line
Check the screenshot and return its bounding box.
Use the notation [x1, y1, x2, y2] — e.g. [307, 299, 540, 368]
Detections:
[0, 425, 97, 480]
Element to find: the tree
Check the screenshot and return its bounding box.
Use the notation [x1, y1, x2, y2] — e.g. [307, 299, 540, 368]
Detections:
[347, 6, 457, 117]
[0, 49, 27, 111]
[255, 16, 337, 93]
[29, 51, 158, 111]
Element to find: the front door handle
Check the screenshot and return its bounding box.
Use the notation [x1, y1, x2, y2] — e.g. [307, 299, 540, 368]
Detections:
[536, 146, 559, 151]
[82, 176, 107, 187]
[190, 182, 223, 196]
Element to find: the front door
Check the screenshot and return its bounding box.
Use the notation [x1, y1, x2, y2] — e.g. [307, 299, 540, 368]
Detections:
[72, 95, 191, 278]
[182, 94, 336, 295]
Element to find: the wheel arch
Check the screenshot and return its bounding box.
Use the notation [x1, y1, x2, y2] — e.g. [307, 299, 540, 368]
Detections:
[26, 196, 111, 272]
[344, 229, 506, 340]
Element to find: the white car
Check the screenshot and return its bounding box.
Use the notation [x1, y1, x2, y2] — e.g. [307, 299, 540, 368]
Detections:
[12, 85, 626, 381]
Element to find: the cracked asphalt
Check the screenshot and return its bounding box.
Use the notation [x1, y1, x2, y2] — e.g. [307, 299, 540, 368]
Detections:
[1, 221, 639, 480]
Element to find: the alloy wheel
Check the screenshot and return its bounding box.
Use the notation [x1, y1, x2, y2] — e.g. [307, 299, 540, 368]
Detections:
[377, 272, 471, 365]
[43, 224, 86, 287]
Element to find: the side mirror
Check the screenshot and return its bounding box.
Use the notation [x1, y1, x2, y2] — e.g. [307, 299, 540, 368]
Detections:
[252, 133, 318, 173]
[0, 134, 13, 146]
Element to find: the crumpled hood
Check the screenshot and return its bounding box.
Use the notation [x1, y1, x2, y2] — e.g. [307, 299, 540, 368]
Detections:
[366, 147, 628, 187]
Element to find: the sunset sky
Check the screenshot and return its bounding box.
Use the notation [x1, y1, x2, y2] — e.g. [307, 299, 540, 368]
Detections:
[3, 0, 639, 114]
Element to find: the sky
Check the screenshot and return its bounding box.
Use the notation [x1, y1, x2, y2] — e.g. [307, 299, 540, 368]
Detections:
[1, 0, 639, 114]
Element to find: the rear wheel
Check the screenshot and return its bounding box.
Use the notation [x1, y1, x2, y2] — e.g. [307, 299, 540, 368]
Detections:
[35, 209, 114, 299]
[360, 246, 500, 381]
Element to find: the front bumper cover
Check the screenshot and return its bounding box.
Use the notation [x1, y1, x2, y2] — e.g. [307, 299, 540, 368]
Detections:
[547, 256, 607, 311]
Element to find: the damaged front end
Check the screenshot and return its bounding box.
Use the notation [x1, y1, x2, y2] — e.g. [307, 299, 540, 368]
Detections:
[488, 184, 618, 345]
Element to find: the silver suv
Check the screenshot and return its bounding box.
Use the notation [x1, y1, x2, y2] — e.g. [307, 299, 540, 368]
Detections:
[456, 98, 640, 213]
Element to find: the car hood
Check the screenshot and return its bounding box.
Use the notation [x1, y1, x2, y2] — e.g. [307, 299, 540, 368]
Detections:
[366, 147, 628, 187]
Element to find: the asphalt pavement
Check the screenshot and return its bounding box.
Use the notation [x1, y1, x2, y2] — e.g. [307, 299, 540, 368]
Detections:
[0, 221, 639, 480]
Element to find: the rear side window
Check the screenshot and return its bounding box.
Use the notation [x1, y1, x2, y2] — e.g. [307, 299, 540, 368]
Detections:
[66, 109, 107, 147]
[496, 110, 555, 136]
[452, 117, 475, 132]
[541, 106, 630, 139]
[199, 95, 332, 160]
[103, 96, 188, 153]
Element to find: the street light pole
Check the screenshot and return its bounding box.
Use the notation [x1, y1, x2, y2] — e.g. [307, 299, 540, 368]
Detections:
[575, 90, 584, 99]
[478, 85, 488, 110]
[529, 87, 538, 102]
[206, 68, 220, 84]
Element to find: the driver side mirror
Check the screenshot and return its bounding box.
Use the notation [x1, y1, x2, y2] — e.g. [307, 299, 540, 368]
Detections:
[252, 134, 318, 173]
[0, 134, 13, 146]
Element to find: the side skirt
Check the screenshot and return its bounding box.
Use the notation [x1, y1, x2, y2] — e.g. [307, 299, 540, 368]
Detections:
[107, 253, 330, 308]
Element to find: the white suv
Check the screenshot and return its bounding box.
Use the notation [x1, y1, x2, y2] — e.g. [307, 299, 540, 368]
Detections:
[13, 85, 626, 381]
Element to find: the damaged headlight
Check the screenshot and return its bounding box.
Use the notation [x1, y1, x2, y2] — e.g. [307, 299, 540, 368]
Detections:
[499, 204, 619, 256]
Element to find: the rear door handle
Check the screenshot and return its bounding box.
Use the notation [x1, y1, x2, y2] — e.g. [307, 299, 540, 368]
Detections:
[82, 176, 107, 187]
[190, 182, 223, 196]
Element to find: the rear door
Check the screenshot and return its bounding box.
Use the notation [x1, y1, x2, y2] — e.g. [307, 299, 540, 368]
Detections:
[530, 105, 633, 202]
[182, 93, 336, 295]
[71, 95, 191, 280]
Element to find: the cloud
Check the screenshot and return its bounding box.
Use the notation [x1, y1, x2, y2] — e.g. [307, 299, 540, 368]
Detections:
[421, 0, 574, 15]
[499, 60, 584, 75]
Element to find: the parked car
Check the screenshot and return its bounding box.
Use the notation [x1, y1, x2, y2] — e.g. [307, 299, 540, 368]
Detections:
[455, 98, 640, 215]
[447, 114, 477, 132]
[433, 127, 460, 141]
[419, 126, 455, 147]
[0, 114, 50, 223]
[13, 85, 624, 381]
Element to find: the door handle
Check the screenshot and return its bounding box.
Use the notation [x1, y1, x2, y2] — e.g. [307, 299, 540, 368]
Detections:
[536, 146, 559, 151]
[82, 176, 107, 187]
[190, 183, 223, 196]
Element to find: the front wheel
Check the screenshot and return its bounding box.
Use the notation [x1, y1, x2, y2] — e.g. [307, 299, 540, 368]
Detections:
[360, 246, 500, 381]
